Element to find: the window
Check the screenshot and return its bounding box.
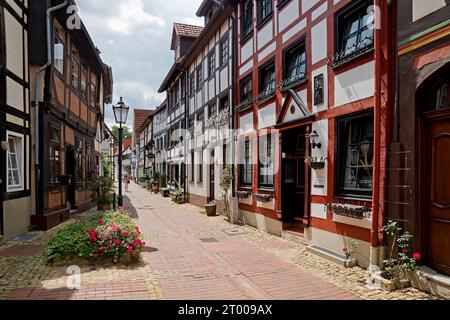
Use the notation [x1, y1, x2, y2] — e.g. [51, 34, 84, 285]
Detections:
[336, 0, 374, 61]
[259, 61, 276, 97]
[241, 0, 253, 41]
[197, 111, 205, 126]
[208, 51, 215, 78]
[90, 81, 97, 108]
[198, 152, 203, 183]
[240, 75, 253, 105]
[71, 48, 80, 89]
[257, 0, 273, 24]
[81, 63, 88, 100]
[54, 35, 65, 75]
[189, 73, 195, 96]
[196, 64, 203, 90]
[220, 36, 229, 66]
[86, 144, 93, 181]
[426, 76, 450, 111]
[175, 83, 180, 104]
[259, 134, 275, 187]
[283, 39, 307, 87]
[188, 116, 195, 128]
[240, 139, 252, 186]
[6, 132, 23, 192]
[219, 95, 229, 112]
[336, 111, 374, 197]
[181, 76, 186, 99]
[49, 126, 61, 184]
[76, 138, 83, 183]
[209, 103, 216, 119]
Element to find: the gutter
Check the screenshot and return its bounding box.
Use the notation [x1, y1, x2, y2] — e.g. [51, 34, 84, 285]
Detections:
[371, 0, 382, 264]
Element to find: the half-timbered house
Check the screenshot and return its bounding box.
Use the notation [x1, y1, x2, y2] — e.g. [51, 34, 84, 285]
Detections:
[183, 0, 235, 212]
[234, 0, 394, 268]
[29, 0, 112, 230]
[0, 0, 32, 241]
[158, 23, 204, 191]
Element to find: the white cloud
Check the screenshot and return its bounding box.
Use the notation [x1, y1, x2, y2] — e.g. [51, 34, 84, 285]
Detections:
[76, 0, 203, 126]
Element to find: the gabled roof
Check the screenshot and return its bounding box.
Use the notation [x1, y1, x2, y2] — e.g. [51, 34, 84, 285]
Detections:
[275, 89, 314, 129]
[171, 23, 204, 50]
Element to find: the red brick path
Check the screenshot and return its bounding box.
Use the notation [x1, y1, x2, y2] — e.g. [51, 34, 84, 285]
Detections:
[6, 183, 356, 300]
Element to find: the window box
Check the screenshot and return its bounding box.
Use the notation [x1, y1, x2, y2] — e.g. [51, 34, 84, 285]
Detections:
[256, 90, 276, 104]
[255, 193, 273, 203]
[236, 191, 252, 199]
[280, 75, 307, 92]
[326, 203, 372, 220]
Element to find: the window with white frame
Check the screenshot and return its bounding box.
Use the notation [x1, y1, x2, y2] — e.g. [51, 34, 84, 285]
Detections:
[6, 132, 24, 192]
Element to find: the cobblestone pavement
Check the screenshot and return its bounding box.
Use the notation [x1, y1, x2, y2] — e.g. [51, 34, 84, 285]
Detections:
[0, 183, 437, 300]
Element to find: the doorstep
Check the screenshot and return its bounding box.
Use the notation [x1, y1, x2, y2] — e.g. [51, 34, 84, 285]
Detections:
[306, 245, 348, 267]
[410, 266, 450, 299]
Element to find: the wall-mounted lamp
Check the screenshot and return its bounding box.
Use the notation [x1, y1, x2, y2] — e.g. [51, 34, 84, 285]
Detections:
[309, 130, 322, 149]
[1, 141, 9, 151]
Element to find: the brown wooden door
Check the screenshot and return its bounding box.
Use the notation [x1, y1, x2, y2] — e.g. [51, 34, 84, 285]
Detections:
[209, 163, 215, 201]
[425, 115, 450, 276]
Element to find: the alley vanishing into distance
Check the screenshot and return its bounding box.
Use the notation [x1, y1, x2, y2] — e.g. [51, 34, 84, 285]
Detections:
[1, 183, 434, 300]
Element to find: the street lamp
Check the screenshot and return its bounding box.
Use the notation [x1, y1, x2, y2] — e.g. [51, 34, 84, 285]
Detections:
[113, 97, 129, 207]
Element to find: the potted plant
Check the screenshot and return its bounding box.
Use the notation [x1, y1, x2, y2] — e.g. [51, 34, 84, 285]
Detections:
[219, 165, 235, 220]
[171, 187, 185, 204]
[89, 176, 113, 211]
[381, 221, 421, 289]
[342, 240, 359, 268]
[205, 201, 217, 216]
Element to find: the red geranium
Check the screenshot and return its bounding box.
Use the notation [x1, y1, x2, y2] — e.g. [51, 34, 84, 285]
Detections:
[99, 246, 106, 252]
[402, 248, 408, 254]
[413, 252, 422, 261]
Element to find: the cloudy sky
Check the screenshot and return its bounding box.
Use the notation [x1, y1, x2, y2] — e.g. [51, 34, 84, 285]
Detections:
[76, 0, 204, 128]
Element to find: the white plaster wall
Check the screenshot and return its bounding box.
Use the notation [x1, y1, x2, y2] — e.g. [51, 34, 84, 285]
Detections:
[5, 10, 23, 78]
[239, 112, 254, 135]
[282, 18, 307, 43]
[279, 0, 299, 32]
[240, 59, 253, 76]
[258, 42, 276, 62]
[257, 21, 273, 49]
[312, 1, 328, 21]
[311, 120, 328, 196]
[412, 0, 447, 21]
[311, 18, 327, 65]
[334, 61, 374, 107]
[302, 0, 320, 14]
[241, 40, 254, 63]
[258, 103, 276, 129]
[311, 203, 327, 219]
[6, 77, 24, 111]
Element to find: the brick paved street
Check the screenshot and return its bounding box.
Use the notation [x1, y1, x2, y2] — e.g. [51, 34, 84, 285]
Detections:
[0, 182, 437, 300]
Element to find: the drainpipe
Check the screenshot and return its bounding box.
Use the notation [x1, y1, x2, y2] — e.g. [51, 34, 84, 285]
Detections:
[34, 0, 68, 214]
[371, 0, 382, 267]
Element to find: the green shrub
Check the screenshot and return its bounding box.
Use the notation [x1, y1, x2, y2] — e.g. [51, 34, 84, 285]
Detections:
[89, 176, 113, 207]
[44, 208, 145, 263]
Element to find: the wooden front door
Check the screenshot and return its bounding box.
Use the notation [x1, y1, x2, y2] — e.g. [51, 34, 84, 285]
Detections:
[425, 113, 450, 276]
[209, 163, 215, 201]
[281, 128, 307, 221]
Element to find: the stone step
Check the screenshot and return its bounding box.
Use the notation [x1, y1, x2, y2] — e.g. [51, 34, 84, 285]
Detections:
[306, 244, 348, 267]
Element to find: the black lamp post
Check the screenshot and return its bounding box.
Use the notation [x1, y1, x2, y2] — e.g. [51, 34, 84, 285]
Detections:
[113, 97, 129, 207]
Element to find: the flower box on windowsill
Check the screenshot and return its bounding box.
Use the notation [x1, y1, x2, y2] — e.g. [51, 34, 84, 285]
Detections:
[255, 193, 273, 203]
[280, 76, 307, 92]
[236, 191, 252, 199]
[326, 203, 371, 220]
[256, 90, 276, 104]
[331, 43, 374, 69]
